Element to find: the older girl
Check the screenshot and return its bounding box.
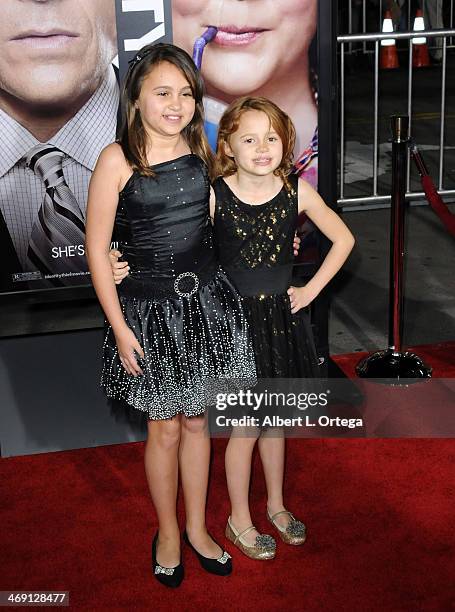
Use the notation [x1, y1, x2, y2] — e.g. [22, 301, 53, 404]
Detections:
[85, 43, 256, 587]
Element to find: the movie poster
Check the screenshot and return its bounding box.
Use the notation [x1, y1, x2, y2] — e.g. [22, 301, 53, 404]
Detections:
[0, 0, 317, 295]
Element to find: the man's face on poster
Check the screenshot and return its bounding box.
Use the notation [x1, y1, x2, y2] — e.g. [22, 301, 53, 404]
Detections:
[0, 0, 117, 110]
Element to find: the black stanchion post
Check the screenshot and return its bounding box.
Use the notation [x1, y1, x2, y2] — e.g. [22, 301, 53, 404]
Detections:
[356, 115, 432, 382]
[389, 115, 407, 353]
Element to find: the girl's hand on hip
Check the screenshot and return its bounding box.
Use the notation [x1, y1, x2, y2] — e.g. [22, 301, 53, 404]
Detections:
[109, 249, 130, 284]
[114, 327, 145, 376]
[293, 233, 301, 256]
[287, 285, 317, 314]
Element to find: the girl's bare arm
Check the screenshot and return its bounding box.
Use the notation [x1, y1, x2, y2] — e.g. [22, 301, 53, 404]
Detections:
[288, 178, 355, 313]
[209, 187, 216, 222]
[85, 144, 144, 375]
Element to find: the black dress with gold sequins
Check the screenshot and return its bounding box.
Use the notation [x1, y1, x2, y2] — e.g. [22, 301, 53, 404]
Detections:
[101, 154, 256, 421]
[213, 174, 319, 379]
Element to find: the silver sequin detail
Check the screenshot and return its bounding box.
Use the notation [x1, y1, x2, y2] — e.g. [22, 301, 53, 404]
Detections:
[101, 268, 257, 421]
[217, 551, 231, 564]
[154, 565, 175, 576]
[255, 534, 276, 551]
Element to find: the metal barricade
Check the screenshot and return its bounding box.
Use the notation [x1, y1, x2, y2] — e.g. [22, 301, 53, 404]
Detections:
[338, 27, 455, 210]
[343, 0, 453, 43]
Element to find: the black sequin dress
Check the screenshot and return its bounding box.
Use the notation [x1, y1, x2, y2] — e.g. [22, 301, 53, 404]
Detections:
[213, 174, 319, 379]
[101, 154, 256, 420]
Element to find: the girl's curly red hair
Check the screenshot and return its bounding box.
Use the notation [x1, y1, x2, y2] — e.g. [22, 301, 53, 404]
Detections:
[215, 96, 296, 188]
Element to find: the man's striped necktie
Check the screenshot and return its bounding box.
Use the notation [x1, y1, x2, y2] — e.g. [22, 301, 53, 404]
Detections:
[25, 144, 88, 286]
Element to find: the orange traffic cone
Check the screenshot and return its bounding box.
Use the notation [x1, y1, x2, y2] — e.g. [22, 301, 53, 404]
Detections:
[412, 9, 431, 67]
[380, 10, 399, 69]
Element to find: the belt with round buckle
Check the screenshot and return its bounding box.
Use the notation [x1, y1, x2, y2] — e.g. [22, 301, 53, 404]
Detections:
[117, 262, 218, 300]
[173, 271, 200, 297]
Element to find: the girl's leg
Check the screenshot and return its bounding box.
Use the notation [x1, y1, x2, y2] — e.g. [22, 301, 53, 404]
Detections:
[145, 416, 182, 567]
[179, 414, 223, 557]
[225, 428, 262, 545]
[258, 431, 291, 529]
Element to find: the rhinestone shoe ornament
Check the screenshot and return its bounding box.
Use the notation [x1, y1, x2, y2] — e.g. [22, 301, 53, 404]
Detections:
[217, 551, 231, 564]
[225, 517, 276, 560]
[287, 518, 306, 538]
[155, 565, 175, 576]
[255, 534, 277, 551]
[267, 510, 307, 546]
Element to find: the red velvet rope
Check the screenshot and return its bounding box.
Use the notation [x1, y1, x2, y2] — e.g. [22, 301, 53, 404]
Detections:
[420, 175, 455, 237]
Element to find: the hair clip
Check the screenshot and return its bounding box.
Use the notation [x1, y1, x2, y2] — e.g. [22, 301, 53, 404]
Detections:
[128, 53, 143, 69]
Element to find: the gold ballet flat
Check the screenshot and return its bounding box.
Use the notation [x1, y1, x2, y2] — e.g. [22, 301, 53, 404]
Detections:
[267, 509, 307, 545]
[225, 516, 276, 560]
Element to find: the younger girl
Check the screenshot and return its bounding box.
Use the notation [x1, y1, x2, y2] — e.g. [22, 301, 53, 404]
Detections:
[213, 97, 354, 559]
[85, 43, 256, 587]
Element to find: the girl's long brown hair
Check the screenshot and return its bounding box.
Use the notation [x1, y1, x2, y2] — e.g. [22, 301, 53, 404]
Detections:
[118, 43, 214, 176]
[215, 96, 296, 188]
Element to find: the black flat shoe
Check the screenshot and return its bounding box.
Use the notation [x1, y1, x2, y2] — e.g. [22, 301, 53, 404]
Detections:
[183, 530, 232, 576]
[152, 532, 184, 588]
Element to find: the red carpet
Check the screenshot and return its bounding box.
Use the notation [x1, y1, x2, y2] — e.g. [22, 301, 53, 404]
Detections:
[1, 343, 454, 610]
[330, 342, 455, 438]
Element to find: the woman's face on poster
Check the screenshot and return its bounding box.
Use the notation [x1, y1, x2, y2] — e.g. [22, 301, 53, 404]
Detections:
[172, 0, 317, 98]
